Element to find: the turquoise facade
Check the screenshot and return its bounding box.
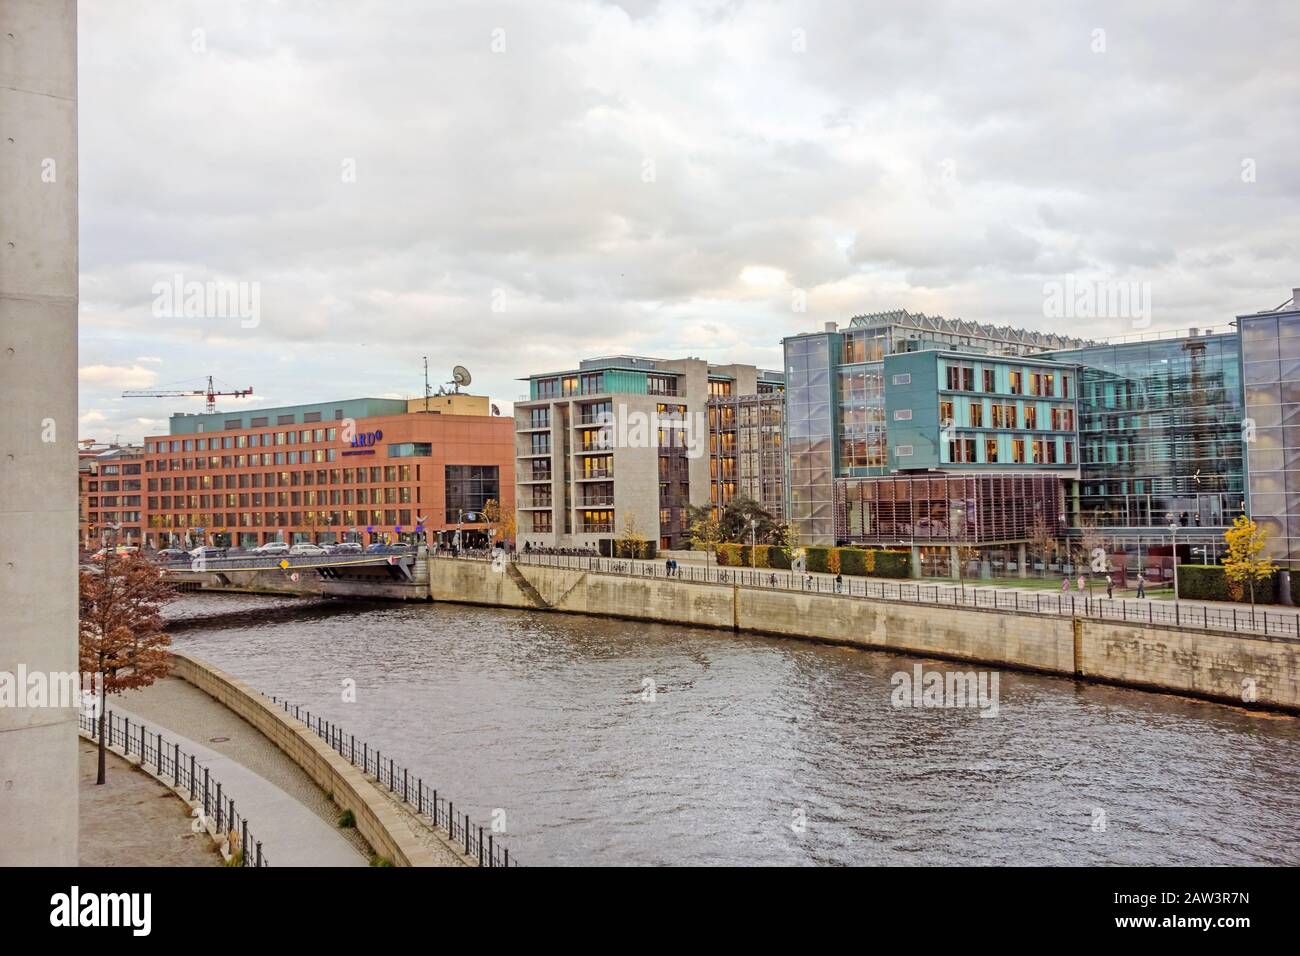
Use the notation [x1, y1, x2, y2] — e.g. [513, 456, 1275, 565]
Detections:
[168, 397, 408, 435]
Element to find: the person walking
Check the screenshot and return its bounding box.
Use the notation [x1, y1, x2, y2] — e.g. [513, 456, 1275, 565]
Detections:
[1136, 572, 1146, 599]
[1105, 574, 1113, 600]
[665, 557, 672, 577]
[1061, 575, 1069, 592]
[1077, 573, 1085, 593]
[835, 572, 843, 594]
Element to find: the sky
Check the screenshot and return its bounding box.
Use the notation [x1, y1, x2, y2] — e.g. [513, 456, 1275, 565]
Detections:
[76, 0, 1300, 444]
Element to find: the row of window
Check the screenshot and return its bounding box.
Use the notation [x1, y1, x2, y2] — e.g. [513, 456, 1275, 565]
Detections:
[147, 428, 339, 453]
[146, 466, 416, 491]
[933, 401, 1076, 431]
[941, 365, 1073, 398]
[937, 437, 1076, 465]
[148, 487, 415, 510]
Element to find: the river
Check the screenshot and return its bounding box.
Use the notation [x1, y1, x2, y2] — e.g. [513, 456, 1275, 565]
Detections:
[163, 592, 1300, 866]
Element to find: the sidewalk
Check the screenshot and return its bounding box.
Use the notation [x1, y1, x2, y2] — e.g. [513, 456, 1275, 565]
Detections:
[114, 676, 367, 866]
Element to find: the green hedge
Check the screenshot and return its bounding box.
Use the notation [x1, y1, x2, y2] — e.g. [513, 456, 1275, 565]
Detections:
[716, 543, 742, 566]
[838, 548, 868, 576]
[768, 546, 792, 570]
[805, 547, 832, 573]
[1176, 564, 1278, 604]
[871, 550, 912, 579]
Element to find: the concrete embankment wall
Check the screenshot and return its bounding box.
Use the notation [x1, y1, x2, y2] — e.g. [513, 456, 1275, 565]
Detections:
[428, 558, 1300, 712]
[169, 652, 469, 866]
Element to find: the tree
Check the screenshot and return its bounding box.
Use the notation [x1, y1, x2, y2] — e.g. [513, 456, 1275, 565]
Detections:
[718, 495, 780, 544]
[1076, 513, 1105, 594]
[483, 498, 517, 548]
[1222, 515, 1276, 626]
[686, 509, 723, 567]
[79, 554, 176, 785]
[955, 543, 981, 599]
[1027, 511, 1057, 577]
[616, 512, 649, 559]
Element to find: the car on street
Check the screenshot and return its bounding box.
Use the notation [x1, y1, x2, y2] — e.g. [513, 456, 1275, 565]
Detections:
[188, 545, 227, 561]
[327, 542, 364, 555]
[90, 546, 139, 561]
[251, 542, 291, 556]
[156, 548, 187, 561]
[288, 543, 328, 556]
[364, 543, 406, 554]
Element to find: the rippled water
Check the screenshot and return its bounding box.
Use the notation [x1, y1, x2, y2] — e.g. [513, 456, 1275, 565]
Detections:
[165, 592, 1300, 865]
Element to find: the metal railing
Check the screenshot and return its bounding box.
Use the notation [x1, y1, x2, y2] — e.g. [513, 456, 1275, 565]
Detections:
[272, 700, 518, 867]
[475, 552, 1300, 640]
[81, 709, 268, 866]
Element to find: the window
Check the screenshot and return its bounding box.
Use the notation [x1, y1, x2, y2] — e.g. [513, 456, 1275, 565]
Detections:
[1023, 406, 1038, 429]
[1009, 371, 1023, 394]
[387, 442, 433, 458]
[529, 407, 550, 429]
[1029, 372, 1042, 396]
[893, 409, 913, 421]
[647, 374, 677, 396]
[894, 445, 914, 458]
[535, 378, 559, 399]
[530, 433, 551, 455]
[250, 417, 268, 428]
[985, 438, 999, 463]
[1003, 404, 1017, 428]
[1043, 373, 1055, 397]
[1012, 439, 1026, 463]
[444, 465, 500, 523]
[304, 412, 322, 423]
[983, 368, 995, 392]
[946, 365, 975, 390]
[580, 372, 605, 394]
[891, 373, 911, 386]
[940, 400, 954, 424]
[277, 414, 294, 425]
[969, 403, 983, 428]
[532, 512, 552, 532]
[225, 419, 242, 430]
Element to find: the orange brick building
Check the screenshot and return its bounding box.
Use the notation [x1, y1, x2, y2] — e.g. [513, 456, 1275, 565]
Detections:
[138, 397, 514, 550]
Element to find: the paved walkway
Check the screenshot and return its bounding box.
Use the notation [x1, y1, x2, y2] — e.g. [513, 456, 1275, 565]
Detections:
[113, 676, 367, 866]
[79, 738, 221, 866]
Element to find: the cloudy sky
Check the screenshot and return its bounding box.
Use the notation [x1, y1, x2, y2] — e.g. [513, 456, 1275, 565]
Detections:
[77, 0, 1300, 443]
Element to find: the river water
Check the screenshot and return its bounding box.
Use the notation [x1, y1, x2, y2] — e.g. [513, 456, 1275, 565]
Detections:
[164, 592, 1300, 866]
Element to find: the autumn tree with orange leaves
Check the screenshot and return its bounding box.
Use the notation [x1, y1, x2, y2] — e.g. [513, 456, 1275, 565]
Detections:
[79, 553, 175, 785]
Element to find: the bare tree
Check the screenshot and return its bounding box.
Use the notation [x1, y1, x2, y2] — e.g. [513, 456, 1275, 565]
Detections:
[79, 554, 176, 785]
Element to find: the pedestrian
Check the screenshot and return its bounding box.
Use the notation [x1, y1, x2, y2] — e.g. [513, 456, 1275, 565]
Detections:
[1106, 574, 1113, 600]
[1061, 575, 1069, 592]
[1077, 573, 1085, 593]
[835, 572, 843, 593]
[1136, 572, 1146, 599]
[805, 572, 813, 589]
[665, 557, 672, 577]
[671, 558, 678, 577]
[769, 572, 777, 587]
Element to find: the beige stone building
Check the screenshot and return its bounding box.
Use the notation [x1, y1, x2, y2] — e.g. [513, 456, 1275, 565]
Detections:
[515, 356, 783, 553]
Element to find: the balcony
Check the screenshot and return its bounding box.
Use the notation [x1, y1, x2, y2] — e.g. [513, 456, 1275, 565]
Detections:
[579, 495, 614, 507]
[581, 523, 613, 534]
[577, 470, 613, 480]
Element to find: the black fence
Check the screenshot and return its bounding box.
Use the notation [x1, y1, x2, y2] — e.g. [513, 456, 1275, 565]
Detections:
[472, 551, 1300, 640]
[81, 709, 268, 866]
[273, 699, 517, 867]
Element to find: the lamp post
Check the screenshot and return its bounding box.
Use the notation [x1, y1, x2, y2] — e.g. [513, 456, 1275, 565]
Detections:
[749, 518, 757, 569]
[1169, 519, 1180, 607]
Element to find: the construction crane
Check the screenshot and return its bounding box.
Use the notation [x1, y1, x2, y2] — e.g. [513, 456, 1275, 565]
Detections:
[122, 376, 253, 413]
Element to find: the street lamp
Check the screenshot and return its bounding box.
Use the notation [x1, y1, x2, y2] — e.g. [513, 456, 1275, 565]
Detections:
[1168, 519, 1180, 606]
[749, 517, 757, 569]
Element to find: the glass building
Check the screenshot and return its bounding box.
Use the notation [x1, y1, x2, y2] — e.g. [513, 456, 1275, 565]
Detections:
[1238, 290, 1300, 566]
[1044, 331, 1246, 558]
[783, 311, 1091, 545]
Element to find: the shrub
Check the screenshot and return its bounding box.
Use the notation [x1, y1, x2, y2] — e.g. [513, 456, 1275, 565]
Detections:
[838, 548, 868, 576]
[871, 550, 912, 579]
[716, 543, 742, 567]
[827, 549, 841, 575]
[338, 809, 356, 829]
[805, 547, 832, 573]
[1177, 564, 1278, 603]
[768, 547, 792, 570]
[751, 544, 772, 569]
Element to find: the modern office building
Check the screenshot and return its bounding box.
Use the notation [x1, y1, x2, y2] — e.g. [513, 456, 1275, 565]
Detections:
[1044, 328, 1246, 559]
[783, 311, 1093, 563]
[1238, 287, 1300, 566]
[78, 441, 146, 550]
[514, 356, 782, 552]
[138, 396, 514, 549]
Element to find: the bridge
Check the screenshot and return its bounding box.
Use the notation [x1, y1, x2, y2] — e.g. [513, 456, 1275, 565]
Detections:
[160, 551, 428, 600]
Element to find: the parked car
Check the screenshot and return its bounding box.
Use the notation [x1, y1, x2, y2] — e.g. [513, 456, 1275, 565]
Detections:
[156, 548, 187, 561]
[288, 543, 327, 556]
[90, 546, 139, 562]
[188, 545, 227, 560]
[364, 543, 404, 554]
[328, 542, 363, 555]
[251, 541, 291, 556]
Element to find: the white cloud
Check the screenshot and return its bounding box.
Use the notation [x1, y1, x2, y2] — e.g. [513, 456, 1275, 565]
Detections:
[78, 364, 159, 388]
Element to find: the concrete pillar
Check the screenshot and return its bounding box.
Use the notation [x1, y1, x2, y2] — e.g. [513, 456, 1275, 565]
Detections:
[1017, 543, 1027, 579]
[0, 0, 80, 865]
[910, 545, 921, 579]
[949, 545, 959, 580]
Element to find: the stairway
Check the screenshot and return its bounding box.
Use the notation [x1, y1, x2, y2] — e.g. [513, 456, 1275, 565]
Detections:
[506, 562, 550, 608]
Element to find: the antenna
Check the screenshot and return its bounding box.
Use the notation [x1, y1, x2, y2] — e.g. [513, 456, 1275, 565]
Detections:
[423, 356, 432, 412]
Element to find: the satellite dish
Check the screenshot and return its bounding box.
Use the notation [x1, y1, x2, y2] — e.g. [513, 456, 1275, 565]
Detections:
[452, 366, 472, 388]
[490, 403, 501, 416]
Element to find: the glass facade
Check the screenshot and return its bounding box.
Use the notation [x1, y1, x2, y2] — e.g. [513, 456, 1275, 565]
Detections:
[784, 333, 837, 543]
[1239, 306, 1300, 564]
[1045, 334, 1244, 536]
